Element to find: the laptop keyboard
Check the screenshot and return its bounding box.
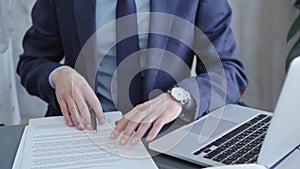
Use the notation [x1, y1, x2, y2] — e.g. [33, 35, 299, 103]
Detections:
[193, 114, 272, 165]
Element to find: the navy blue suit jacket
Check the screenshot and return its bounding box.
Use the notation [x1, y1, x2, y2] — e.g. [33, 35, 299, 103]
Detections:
[17, 0, 248, 118]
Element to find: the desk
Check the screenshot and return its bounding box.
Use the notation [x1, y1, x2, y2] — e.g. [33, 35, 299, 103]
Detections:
[0, 125, 202, 169]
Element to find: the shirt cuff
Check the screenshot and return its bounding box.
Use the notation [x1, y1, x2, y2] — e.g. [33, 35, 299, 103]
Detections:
[48, 66, 69, 89]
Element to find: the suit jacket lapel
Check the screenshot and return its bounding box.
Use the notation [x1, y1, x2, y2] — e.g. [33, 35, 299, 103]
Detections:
[73, 0, 98, 90]
[73, 0, 96, 48]
[144, 0, 178, 100]
[148, 0, 178, 50]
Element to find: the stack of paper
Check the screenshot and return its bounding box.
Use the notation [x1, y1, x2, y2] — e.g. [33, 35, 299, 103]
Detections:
[13, 111, 158, 169]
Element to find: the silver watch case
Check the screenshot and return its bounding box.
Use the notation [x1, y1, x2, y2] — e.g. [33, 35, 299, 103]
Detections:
[168, 87, 191, 106]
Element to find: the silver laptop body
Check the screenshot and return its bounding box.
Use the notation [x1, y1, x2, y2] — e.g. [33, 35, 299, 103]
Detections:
[149, 57, 300, 168]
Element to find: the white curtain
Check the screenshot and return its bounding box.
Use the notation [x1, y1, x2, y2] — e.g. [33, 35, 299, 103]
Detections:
[0, 39, 21, 125]
[0, 0, 47, 124]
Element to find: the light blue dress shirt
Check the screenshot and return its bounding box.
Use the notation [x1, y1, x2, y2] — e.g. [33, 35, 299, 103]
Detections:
[95, 0, 150, 111]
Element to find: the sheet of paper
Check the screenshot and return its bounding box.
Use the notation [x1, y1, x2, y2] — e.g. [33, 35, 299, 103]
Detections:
[28, 111, 122, 128]
[15, 111, 158, 169]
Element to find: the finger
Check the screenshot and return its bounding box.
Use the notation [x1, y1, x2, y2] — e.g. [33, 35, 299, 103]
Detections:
[146, 114, 167, 142]
[58, 99, 73, 127]
[115, 104, 152, 145]
[110, 118, 129, 140]
[130, 123, 152, 146]
[124, 103, 152, 123]
[115, 120, 120, 126]
[141, 105, 164, 124]
[66, 98, 84, 130]
[83, 86, 105, 124]
[119, 121, 139, 145]
[73, 91, 92, 130]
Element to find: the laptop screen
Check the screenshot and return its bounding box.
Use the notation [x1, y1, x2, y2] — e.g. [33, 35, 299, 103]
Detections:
[258, 57, 300, 168]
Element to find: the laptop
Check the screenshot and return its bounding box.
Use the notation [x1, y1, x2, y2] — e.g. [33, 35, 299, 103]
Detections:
[149, 57, 300, 168]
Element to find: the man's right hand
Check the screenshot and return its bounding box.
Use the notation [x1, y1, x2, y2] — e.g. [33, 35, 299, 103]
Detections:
[51, 67, 105, 130]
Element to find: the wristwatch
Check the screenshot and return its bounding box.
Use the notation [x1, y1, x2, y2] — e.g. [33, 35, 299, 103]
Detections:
[168, 87, 191, 107]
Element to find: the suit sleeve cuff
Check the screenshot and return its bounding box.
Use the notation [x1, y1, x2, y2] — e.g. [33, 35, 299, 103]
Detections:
[179, 93, 197, 122]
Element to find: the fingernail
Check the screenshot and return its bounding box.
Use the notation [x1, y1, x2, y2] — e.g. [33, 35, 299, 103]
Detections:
[110, 132, 116, 139]
[146, 137, 153, 142]
[120, 138, 126, 145]
[78, 124, 84, 130]
[87, 124, 92, 130]
[130, 138, 138, 145]
[100, 119, 105, 124]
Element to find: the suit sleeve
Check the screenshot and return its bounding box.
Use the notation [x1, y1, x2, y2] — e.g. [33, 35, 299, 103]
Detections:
[17, 0, 64, 112]
[179, 0, 248, 120]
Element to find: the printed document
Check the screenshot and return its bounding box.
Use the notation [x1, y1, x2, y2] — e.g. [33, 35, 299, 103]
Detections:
[13, 111, 158, 169]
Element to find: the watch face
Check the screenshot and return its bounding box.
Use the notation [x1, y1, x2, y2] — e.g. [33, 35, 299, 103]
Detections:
[171, 87, 190, 101]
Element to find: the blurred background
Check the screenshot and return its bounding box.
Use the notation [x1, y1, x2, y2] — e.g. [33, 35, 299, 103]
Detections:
[0, 0, 298, 125]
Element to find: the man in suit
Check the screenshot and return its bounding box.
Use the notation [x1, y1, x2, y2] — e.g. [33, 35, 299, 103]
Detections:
[17, 0, 248, 146]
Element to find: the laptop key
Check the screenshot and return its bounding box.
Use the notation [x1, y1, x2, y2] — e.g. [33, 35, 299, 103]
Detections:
[258, 114, 268, 119]
[243, 146, 253, 152]
[229, 153, 242, 160]
[230, 145, 240, 152]
[236, 148, 249, 154]
[211, 137, 228, 146]
[204, 149, 221, 159]
[252, 148, 260, 155]
[248, 143, 257, 149]
[235, 134, 246, 141]
[224, 123, 251, 139]
[244, 152, 256, 159]
[226, 155, 238, 162]
[252, 139, 260, 145]
[223, 142, 233, 149]
[246, 115, 266, 125]
[237, 156, 250, 164]
[226, 140, 235, 145]
[193, 144, 212, 155]
[252, 131, 261, 137]
[235, 142, 245, 148]
[218, 146, 227, 152]
[252, 155, 259, 162]
[248, 157, 258, 163]
[234, 159, 245, 164]
[213, 154, 227, 162]
[262, 117, 272, 123]
[220, 150, 232, 156]
[193, 151, 201, 155]
[203, 148, 212, 153]
[222, 159, 233, 165]
[231, 137, 242, 143]
[262, 126, 269, 132]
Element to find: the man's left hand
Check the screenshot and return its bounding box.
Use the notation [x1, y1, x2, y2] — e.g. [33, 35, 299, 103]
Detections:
[109, 93, 182, 146]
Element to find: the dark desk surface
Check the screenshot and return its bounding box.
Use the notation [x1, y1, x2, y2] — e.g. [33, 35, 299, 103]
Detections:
[0, 125, 202, 169]
[0, 125, 25, 169]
